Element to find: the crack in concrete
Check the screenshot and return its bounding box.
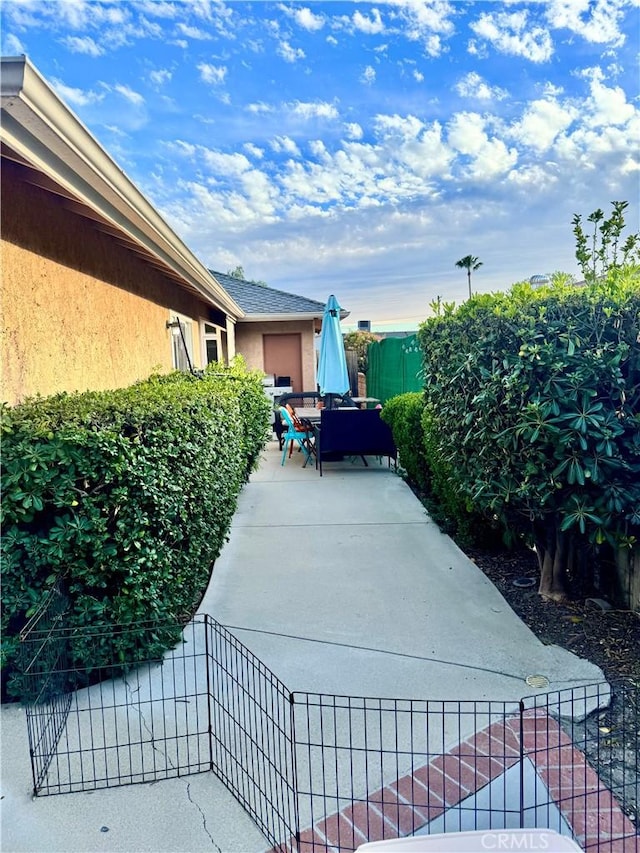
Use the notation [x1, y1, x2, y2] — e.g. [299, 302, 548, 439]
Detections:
[187, 781, 222, 851]
[124, 670, 177, 771]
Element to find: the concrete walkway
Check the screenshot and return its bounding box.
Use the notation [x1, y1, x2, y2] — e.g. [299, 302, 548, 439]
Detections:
[1, 441, 606, 853]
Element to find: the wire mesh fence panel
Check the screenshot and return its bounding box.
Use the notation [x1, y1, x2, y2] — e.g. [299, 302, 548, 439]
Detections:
[521, 682, 639, 852]
[291, 694, 526, 850]
[17, 582, 73, 793]
[22, 618, 212, 795]
[207, 617, 299, 851]
[290, 688, 639, 851]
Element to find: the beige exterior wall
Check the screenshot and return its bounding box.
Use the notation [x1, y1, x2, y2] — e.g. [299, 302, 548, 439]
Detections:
[235, 320, 318, 390]
[1, 162, 220, 405]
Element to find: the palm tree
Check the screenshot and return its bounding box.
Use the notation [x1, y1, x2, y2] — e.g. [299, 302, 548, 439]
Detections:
[455, 255, 482, 300]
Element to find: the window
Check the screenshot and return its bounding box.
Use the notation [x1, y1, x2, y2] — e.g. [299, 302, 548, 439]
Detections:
[169, 313, 194, 372]
[202, 321, 218, 366]
[201, 321, 228, 366]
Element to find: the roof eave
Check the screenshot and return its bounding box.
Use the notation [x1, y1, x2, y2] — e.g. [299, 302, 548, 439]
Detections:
[238, 310, 350, 323]
[238, 313, 322, 323]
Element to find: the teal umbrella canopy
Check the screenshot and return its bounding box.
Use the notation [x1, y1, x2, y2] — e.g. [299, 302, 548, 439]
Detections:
[317, 294, 350, 397]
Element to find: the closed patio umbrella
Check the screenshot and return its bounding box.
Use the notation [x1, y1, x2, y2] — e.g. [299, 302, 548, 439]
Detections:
[317, 294, 349, 408]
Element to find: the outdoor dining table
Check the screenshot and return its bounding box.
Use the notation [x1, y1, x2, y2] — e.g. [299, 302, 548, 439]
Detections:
[351, 397, 381, 408]
[293, 407, 322, 424]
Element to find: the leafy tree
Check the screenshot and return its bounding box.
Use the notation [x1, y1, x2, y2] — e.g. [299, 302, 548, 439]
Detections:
[573, 200, 639, 283]
[429, 295, 456, 317]
[343, 330, 379, 373]
[455, 255, 482, 300]
[226, 265, 267, 286]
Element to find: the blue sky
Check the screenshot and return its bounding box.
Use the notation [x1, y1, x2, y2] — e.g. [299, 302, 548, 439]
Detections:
[2, 1, 638, 330]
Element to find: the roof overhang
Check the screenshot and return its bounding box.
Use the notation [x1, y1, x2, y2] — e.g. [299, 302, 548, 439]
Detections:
[237, 310, 350, 323]
[239, 313, 323, 323]
[0, 56, 243, 319]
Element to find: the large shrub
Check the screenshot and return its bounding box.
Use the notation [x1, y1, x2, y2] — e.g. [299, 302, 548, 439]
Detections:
[418, 268, 640, 600]
[1, 360, 271, 694]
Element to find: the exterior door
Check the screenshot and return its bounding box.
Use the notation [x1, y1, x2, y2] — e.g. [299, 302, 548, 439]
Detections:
[263, 334, 303, 392]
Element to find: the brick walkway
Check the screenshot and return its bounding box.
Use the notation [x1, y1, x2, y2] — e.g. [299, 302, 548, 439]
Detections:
[267, 712, 636, 853]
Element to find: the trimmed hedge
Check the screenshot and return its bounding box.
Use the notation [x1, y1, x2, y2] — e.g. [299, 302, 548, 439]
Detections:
[380, 393, 429, 492]
[382, 392, 497, 545]
[1, 360, 271, 695]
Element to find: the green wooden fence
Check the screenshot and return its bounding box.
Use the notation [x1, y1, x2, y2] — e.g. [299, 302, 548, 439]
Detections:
[366, 335, 424, 403]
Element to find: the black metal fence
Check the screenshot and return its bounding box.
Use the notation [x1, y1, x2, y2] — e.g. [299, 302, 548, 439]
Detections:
[19, 608, 639, 852]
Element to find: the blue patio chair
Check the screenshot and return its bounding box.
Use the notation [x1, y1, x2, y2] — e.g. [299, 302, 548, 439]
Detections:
[279, 406, 314, 467]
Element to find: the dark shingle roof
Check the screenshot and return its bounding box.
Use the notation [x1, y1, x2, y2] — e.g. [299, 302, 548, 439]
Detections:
[210, 270, 327, 316]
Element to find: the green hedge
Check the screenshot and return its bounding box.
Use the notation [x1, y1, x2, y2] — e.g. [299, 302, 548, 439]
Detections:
[382, 392, 497, 545]
[417, 268, 640, 599]
[1, 360, 271, 695]
[380, 393, 429, 491]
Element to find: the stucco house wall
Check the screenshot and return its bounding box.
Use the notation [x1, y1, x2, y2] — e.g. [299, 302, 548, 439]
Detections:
[1, 163, 216, 404]
[234, 319, 318, 391]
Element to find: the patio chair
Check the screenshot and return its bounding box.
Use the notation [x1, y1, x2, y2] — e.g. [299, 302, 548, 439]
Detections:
[273, 406, 286, 450]
[279, 406, 315, 467]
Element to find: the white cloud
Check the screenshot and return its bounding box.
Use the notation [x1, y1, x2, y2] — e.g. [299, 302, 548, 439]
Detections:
[198, 63, 227, 85]
[580, 65, 635, 126]
[271, 136, 301, 157]
[447, 112, 518, 179]
[352, 8, 385, 34]
[345, 123, 364, 140]
[62, 35, 104, 56]
[394, 120, 455, 179]
[176, 22, 212, 40]
[455, 71, 508, 101]
[308, 140, 328, 158]
[149, 68, 172, 87]
[50, 78, 104, 107]
[244, 143, 264, 159]
[1, 33, 25, 54]
[113, 83, 145, 106]
[47, 0, 129, 30]
[508, 163, 559, 190]
[277, 39, 305, 62]
[387, 0, 456, 56]
[289, 5, 325, 32]
[202, 149, 252, 176]
[290, 101, 339, 120]
[413, 69, 425, 83]
[246, 102, 274, 114]
[469, 10, 554, 62]
[545, 0, 627, 46]
[137, 2, 179, 20]
[375, 113, 425, 140]
[511, 97, 577, 151]
[361, 65, 376, 85]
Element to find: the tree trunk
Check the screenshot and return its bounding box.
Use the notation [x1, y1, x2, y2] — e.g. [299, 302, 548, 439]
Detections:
[534, 524, 569, 602]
